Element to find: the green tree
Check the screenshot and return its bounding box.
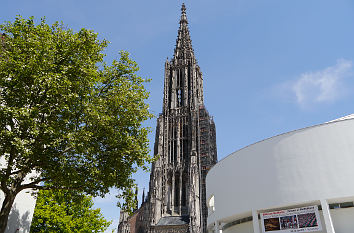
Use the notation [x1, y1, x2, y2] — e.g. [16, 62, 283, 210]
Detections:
[30, 189, 111, 233]
[0, 16, 153, 232]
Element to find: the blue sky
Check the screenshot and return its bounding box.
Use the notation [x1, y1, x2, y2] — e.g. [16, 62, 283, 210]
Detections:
[2, 0, 354, 232]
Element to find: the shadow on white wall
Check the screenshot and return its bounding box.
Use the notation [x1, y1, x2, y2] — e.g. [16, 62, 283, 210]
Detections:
[6, 203, 31, 233]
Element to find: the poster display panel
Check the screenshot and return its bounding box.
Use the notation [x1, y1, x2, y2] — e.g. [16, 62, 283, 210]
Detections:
[261, 206, 322, 233]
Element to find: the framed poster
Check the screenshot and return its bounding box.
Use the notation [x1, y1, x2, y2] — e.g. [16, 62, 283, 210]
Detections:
[261, 206, 322, 233]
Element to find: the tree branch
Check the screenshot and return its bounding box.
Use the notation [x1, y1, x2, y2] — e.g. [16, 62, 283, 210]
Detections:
[1, 147, 16, 194]
[9, 170, 21, 176]
[18, 178, 47, 192]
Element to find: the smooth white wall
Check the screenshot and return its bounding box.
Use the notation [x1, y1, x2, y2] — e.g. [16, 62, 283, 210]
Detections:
[0, 157, 37, 233]
[0, 189, 37, 233]
[223, 221, 253, 233]
[207, 118, 354, 228]
[330, 208, 354, 233]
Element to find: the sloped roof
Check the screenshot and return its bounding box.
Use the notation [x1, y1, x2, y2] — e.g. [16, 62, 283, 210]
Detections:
[156, 216, 189, 226]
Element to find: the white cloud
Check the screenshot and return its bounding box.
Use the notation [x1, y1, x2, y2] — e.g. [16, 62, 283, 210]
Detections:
[291, 59, 352, 108]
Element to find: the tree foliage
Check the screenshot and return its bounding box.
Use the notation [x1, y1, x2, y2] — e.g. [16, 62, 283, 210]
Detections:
[0, 16, 153, 231]
[30, 190, 111, 233]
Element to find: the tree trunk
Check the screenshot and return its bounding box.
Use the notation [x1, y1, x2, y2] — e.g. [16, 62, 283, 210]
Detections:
[0, 192, 16, 233]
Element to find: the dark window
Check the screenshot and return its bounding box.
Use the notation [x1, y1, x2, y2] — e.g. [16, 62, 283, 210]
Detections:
[340, 202, 354, 208]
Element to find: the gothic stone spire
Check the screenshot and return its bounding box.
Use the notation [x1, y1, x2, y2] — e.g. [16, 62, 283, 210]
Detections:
[173, 3, 195, 62]
[163, 4, 204, 112]
[118, 4, 217, 233]
[151, 5, 216, 233]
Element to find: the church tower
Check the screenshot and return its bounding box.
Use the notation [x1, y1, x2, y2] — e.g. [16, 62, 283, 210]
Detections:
[118, 4, 217, 233]
[148, 4, 217, 233]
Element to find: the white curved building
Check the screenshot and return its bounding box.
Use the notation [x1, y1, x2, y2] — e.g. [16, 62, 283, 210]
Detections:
[206, 116, 354, 233]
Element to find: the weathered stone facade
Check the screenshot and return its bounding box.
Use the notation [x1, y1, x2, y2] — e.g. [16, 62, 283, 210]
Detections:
[118, 4, 217, 233]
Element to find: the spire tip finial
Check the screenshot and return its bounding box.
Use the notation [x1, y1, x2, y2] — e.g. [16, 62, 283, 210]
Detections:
[181, 3, 186, 13]
[180, 3, 188, 24]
